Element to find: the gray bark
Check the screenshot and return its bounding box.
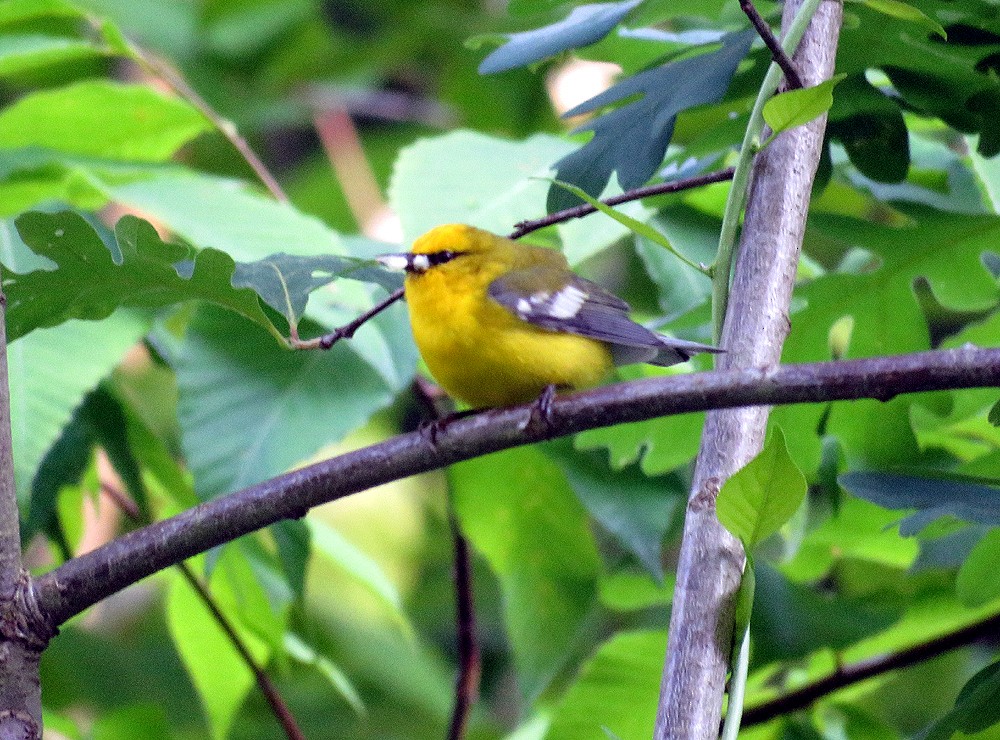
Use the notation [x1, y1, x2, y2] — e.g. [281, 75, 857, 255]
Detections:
[654, 1, 844, 736]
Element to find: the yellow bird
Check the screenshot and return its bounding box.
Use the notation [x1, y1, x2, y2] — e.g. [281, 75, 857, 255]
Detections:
[377, 224, 720, 409]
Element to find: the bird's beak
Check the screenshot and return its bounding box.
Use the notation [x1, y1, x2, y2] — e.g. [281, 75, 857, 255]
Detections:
[375, 253, 413, 272]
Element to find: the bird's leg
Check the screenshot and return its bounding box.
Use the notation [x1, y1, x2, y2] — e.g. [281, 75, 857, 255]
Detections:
[523, 384, 559, 437]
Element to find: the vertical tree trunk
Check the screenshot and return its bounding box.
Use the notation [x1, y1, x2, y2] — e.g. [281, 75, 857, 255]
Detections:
[654, 1, 843, 737]
[0, 286, 45, 740]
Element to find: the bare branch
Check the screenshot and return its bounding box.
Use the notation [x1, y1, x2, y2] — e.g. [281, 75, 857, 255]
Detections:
[33, 345, 1000, 627]
[743, 610, 1000, 726]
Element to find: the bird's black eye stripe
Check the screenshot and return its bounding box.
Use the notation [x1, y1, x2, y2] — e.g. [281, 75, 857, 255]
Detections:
[427, 250, 461, 266]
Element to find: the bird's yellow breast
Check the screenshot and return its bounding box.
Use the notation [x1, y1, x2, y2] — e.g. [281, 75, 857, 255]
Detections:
[404, 263, 613, 408]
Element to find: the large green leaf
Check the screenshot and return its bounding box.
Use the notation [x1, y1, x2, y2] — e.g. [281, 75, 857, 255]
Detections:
[545, 439, 684, 580]
[0, 34, 104, 77]
[796, 207, 999, 466]
[837, 0, 1000, 156]
[0, 80, 210, 161]
[574, 405, 706, 475]
[450, 446, 600, 697]
[8, 312, 148, 509]
[10, 211, 277, 341]
[547, 630, 664, 740]
[176, 306, 400, 498]
[955, 528, 1000, 607]
[920, 660, 1000, 739]
[166, 562, 269, 740]
[750, 563, 901, 666]
[107, 170, 348, 261]
[840, 470, 1000, 534]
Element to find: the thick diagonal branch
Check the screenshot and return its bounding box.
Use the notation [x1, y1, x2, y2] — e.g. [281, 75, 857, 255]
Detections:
[33, 346, 998, 627]
[655, 1, 843, 737]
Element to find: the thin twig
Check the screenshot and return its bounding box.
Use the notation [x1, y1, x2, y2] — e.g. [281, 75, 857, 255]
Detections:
[34, 346, 1000, 627]
[100, 481, 305, 740]
[446, 500, 480, 740]
[510, 167, 736, 239]
[739, 0, 804, 89]
[292, 287, 405, 350]
[742, 610, 1000, 726]
[411, 379, 481, 740]
[120, 40, 289, 203]
[177, 564, 305, 740]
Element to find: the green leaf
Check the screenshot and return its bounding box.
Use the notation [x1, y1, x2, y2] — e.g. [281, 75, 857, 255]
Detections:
[176, 306, 399, 498]
[955, 528, 1000, 607]
[166, 565, 268, 740]
[545, 439, 684, 580]
[9, 311, 149, 509]
[575, 410, 706, 475]
[0, 35, 105, 77]
[920, 661, 1000, 739]
[716, 428, 808, 548]
[598, 571, 674, 611]
[388, 130, 651, 266]
[10, 211, 282, 342]
[634, 207, 719, 317]
[231, 251, 397, 330]
[750, 563, 901, 665]
[990, 399, 1000, 427]
[827, 73, 910, 183]
[548, 30, 753, 211]
[762, 74, 846, 137]
[306, 518, 412, 637]
[479, 1, 643, 74]
[26, 385, 148, 541]
[837, 2, 1000, 156]
[547, 630, 664, 740]
[839, 471, 1000, 535]
[856, 0, 946, 39]
[451, 446, 600, 697]
[105, 170, 346, 261]
[389, 130, 573, 242]
[92, 704, 170, 740]
[0, 0, 84, 29]
[284, 633, 366, 715]
[0, 80, 210, 161]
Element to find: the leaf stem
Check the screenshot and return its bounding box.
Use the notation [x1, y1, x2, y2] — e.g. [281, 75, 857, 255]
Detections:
[720, 621, 752, 740]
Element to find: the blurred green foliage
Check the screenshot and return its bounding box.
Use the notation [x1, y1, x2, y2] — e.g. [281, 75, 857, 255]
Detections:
[3, 0, 1000, 738]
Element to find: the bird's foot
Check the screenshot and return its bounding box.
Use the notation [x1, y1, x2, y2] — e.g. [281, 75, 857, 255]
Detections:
[523, 384, 558, 437]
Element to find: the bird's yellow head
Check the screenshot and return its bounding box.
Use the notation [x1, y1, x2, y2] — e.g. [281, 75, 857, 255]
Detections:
[376, 224, 509, 275]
